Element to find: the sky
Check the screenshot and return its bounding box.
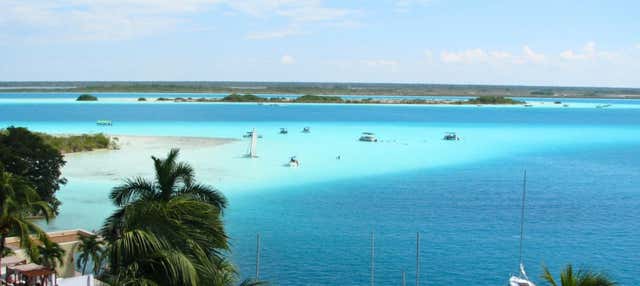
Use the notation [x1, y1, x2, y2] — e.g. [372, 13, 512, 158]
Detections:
[1, 0, 640, 87]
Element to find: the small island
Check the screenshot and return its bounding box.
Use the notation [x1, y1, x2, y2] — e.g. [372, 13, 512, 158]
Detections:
[76, 94, 98, 101]
[152, 94, 526, 105]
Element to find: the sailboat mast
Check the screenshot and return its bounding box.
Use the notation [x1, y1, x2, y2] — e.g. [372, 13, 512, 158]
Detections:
[250, 128, 257, 158]
[518, 170, 527, 266]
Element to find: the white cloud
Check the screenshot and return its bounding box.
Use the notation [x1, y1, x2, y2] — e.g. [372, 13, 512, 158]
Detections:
[246, 26, 304, 40]
[635, 43, 640, 49]
[559, 42, 617, 61]
[523, 46, 545, 63]
[394, 0, 431, 13]
[0, 0, 357, 42]
[440, 46, 547, 65]
[440, 49, 489, 63]
[280, 55, 295, 65]
[360, 59, 399, 72]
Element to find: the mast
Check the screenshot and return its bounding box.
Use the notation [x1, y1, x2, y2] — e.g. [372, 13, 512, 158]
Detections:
[416, 232, 420, 286]
[370, 232, 375, 286]
[518, 170, 527, 276]
[249, 128, 257, 158]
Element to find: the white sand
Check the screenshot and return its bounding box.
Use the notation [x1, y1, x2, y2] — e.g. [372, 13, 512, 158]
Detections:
[62, 135, 236, 182]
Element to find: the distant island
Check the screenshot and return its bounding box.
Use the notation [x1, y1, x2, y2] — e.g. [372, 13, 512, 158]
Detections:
[2, 81, 640, 98]
[155, 94, 525, 105]
[76, 94, 98, 101]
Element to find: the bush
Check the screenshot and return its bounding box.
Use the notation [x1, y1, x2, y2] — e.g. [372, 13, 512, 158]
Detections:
[137, 97, 147, 101]
[461, 96, 524, 104]
[221, 93, 266, 102]
[294, 94, 344, 103]
[76, 94, 98, 101]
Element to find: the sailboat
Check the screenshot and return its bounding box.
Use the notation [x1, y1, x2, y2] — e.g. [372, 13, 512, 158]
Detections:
[509, 171, 536, 286]
[247, 128, 258, 158]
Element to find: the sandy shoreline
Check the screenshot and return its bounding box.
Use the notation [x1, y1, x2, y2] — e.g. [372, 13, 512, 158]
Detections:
[62, 135, 237, 181]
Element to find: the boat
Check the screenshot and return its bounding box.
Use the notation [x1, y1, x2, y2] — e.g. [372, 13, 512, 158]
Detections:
[562, 104, 569, 107]
[288, 156, 300, 167]
[508, 171, 536, 286]
[96, 120, 112, 126]
[524, 104, 533, 107]
[302, 127, 311, 133]
[443, 132, 460, 141]
[359, 132, 378, 142]
[246, 128, 258, 158]
[596, 104, 611, 109]
[279, 128, 288, 134]
[242, 131, 262, 138]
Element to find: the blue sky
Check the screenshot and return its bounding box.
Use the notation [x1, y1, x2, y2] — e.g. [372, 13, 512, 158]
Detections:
[1, 0, 640, 87]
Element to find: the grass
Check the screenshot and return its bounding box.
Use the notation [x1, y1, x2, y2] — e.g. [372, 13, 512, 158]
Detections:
[36, 133, 116, 153]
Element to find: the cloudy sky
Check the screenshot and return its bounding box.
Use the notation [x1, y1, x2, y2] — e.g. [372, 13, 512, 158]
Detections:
[1, 0, 639, 87]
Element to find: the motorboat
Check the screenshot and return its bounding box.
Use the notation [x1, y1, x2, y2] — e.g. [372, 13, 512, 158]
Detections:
[302, 127, 311, 133]
[280, 128, 288, 134]
[96, 120, 112, 126]
[288, 156, 300, 167]
[359, 132, 378, 142]
[507, 171, 536, 286]
[242, 131, 263, 138]
[443, 132, 460, 141]
[596, 104, 611, 109]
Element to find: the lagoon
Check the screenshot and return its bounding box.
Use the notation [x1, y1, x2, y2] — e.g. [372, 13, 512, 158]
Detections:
[0, 94, 639, 285]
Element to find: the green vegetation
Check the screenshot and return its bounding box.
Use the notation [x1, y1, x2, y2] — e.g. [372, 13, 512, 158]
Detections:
[76, 94, 98, 101]
[99, 149, 266, 285]
[37, 133, 114, 153]
[294, 94, 344, 103]
[459, 96, 524, 105]
[0, 166, 56, 269]
[76, 234, 106, 275]
[137, 97, 146, 101]
[3, 81, 639, 98]
[0, 127, 67, 213]
[530, 90, 555, 96]
[222, 93, 266, 102]
[542, 264, 616, 286]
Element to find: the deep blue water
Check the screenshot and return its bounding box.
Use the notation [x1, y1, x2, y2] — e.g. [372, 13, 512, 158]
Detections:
[228, 146, 640, 285]
[1, 99, 639, 285]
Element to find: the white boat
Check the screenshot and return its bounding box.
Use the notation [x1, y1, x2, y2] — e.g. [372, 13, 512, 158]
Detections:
[246, 128, 258, 158]
[96, 120, 112, 126]
[280, 128, 288, 134]
[302, 127, 311, 133]
[288, 156, 300, 167]
[508, 171, 536, 286]
[359, 132, 378, 142]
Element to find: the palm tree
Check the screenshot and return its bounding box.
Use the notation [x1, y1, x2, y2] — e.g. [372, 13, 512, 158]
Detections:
[76, 234, 105, 275]
[102, 229, 198, 286]
[0, 168, 53, 269]
[31, 239, 65, 272]
[541, 264, 616, 286]
[100, 149, 230, 285]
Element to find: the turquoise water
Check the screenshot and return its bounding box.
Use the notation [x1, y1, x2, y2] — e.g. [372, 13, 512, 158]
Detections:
[1, 95, 639, 285]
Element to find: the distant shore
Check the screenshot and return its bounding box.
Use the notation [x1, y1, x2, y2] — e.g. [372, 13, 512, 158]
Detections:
[1, 81, 639, 99]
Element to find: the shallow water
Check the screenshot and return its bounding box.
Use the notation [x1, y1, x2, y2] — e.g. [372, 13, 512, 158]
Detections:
[1, 95, 639, 285]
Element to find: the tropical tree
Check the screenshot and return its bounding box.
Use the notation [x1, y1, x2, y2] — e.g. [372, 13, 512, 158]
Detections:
[100, 149, 230, 285]
[0, 126, 67, 213]
[0, 167, 53, 269]
[31, 239, 65, 272]
[541, 264, 616, 286]
[76, 234, 105, 275]
[101, 229, 198, 286]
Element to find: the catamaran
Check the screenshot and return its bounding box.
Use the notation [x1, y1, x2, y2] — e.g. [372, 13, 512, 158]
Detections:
[246, 128, 258, 158]
[509, 171, 536, 286]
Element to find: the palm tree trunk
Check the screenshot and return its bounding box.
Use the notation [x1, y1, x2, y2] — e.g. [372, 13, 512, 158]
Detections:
[0, 234, 6, 274]
[82, 261, 87, 275]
